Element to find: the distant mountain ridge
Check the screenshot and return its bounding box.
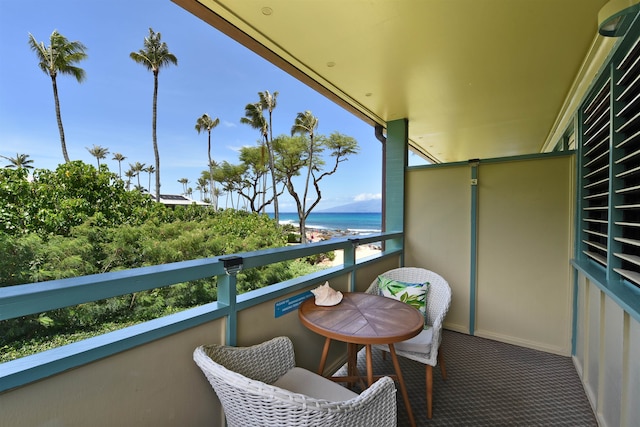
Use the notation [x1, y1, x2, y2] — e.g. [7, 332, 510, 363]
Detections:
[320, 199, 382, 213]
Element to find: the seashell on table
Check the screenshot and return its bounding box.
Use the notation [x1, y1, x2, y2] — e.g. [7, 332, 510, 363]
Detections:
[311, 281, 343, 306]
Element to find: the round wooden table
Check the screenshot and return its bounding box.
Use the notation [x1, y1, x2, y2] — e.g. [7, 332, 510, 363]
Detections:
[299, 292, 423, 427]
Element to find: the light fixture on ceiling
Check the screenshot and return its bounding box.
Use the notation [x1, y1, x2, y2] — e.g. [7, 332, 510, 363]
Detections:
[598, 0, 640, 37]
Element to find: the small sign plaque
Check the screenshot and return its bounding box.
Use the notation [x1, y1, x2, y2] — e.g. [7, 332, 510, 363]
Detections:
[274, 291, 313, 318]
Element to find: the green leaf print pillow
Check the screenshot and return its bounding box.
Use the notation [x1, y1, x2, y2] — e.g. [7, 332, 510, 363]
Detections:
[377, 276, 430, 328]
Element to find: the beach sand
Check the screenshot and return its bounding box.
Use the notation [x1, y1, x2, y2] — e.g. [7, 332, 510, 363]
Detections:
[327, 245, 381, 266]
[303, 229, 382, 267]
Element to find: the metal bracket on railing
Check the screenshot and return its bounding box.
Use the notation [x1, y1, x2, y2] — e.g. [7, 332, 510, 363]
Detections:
[348, 238, 360, 248]
[221, 256, 243, 275]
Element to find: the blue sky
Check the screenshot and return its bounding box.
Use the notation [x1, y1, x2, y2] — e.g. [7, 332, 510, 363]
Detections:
[0, 0, 394, 211]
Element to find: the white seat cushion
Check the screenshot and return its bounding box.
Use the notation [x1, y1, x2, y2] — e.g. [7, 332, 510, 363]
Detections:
[394, 327, 433, 354]
[273, 367, 358, 402]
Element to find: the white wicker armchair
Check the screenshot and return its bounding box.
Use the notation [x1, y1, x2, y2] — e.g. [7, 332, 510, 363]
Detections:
[193, 336, 397, 427]
[366, 267, 452, 419]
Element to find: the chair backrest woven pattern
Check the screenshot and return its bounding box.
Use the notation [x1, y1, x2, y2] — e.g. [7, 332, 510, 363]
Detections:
[366, 267, 452, 365]
[194, 336, 398, 427]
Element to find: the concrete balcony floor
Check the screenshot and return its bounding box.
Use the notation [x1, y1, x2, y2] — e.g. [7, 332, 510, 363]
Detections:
[339, 330, 596, 426]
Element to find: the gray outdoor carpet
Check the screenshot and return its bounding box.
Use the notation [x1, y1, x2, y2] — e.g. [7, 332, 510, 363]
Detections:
[338, 330, 597, 426]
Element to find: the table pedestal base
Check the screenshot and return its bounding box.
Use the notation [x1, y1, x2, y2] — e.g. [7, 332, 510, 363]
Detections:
[317, 338, 417, 427]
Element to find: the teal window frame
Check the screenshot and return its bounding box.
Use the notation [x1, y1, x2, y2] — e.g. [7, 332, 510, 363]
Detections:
[574, 18, 640, 324]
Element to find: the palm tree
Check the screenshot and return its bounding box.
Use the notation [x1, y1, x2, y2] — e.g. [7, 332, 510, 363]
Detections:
[145, 165, 156, 193]
[178, 177, 189, 194]
[241, 91, 280, 220]
[259, 90, 279, 221]
[130, 28, 178, 202]
[86, 144, 109, 168]
[124, 169, 135, 191]
[196, 176, 209, 201]
[1, 153, 34, 169]
[211, 187, 222, 210]
[129, 162, 145, 190]
[112, 153, 126, 178]
[208, 159, 220, 207]
[200, 171, 213, 202]
[291, 111, 320, 243]
[195, 113, 220, 202]
[28, 31, 88, 163]
[241, 102, 269, 212]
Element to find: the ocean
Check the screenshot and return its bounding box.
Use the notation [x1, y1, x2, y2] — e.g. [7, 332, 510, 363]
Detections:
[270, 212, 382, 234]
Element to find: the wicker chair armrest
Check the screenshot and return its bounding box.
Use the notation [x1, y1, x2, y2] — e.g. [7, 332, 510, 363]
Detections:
[342, 376, 397, 426]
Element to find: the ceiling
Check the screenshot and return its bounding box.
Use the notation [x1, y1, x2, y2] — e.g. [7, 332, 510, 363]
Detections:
[174, 0, 611, 163]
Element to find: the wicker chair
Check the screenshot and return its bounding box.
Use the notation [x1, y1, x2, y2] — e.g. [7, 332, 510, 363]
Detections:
[193, 336, 397, 427]
[366, 267, 452, 419]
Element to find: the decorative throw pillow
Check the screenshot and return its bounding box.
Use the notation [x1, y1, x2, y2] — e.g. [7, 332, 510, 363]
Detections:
[377, 276, 430, 328]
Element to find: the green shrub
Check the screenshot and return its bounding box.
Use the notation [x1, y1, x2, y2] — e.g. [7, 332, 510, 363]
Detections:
[286, 232, 301, 243]
[303, 251, 335, 265]
[0, 163, 326, 362]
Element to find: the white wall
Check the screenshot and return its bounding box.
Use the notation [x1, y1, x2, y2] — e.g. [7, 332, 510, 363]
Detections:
[405, 163, 471, 334]
[574, 273, 640, 427]
[405, 154, 575, 355]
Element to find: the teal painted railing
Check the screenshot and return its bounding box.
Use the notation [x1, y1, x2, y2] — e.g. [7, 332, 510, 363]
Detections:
[0, 232, 402, 392]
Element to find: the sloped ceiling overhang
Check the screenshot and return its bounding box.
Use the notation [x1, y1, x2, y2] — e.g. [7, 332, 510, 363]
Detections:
[174, 0, 612, 163]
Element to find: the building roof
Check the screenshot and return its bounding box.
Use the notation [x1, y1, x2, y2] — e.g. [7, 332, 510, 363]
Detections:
[158, 194, 210, 206]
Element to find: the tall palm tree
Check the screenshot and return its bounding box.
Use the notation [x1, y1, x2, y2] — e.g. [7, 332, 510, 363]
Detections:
[130, 28, 177, 202]
[196, 176, 209, 201]
[259, 90, 279, 221]
[145, 165, 156, 193]
[129, 162, 146, 190]
[86, 144, 109, 168]
[195, 113, 220, 201]
[200, 171, 213, 202]
[211, 187, 222, 210]
[1, 153, 34, 169]
[291, 111, 320, 243]
[124, 169, 135, 191]
[28, 31, 87, 163]
[112, 153, 126, 178]
[208, 159, 220, 207]
[178, 177, 189, 194]
[241, 102, 269, 212]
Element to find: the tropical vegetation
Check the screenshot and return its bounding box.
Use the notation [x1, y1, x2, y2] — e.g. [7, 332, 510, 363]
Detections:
[2, 25, 359, 360]
[15, 28, 362, 237]
[0, 163, 324, 361]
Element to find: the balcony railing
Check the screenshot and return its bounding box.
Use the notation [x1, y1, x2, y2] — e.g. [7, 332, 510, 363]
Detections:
[0, 231, 402, 393]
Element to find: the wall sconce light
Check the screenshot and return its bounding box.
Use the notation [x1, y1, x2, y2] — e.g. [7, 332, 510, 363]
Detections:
[598, 0, 640, 37]
[221, 256, 243, 275]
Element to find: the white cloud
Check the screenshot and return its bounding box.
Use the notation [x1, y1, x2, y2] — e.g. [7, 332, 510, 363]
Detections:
[223, 121, 236, 128]
[354, 193, 381, 202]
[226, 144, 244, 153]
